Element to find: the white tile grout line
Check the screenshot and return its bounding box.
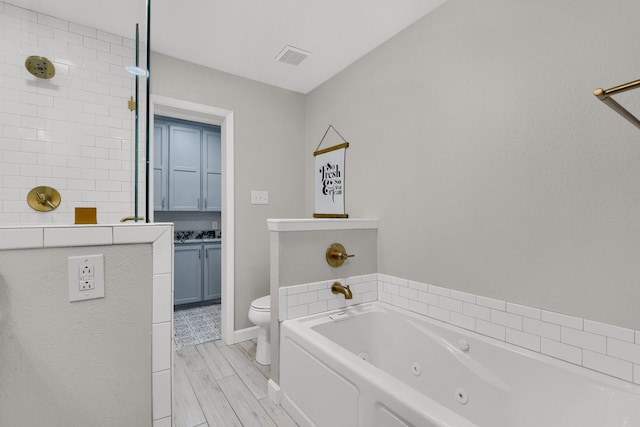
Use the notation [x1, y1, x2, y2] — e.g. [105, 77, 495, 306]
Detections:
[280, 273, 640, 385]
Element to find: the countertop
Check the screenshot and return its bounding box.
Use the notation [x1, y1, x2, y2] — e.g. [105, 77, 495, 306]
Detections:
[174, 238, 222, 244]
[174, 230, 221, 244]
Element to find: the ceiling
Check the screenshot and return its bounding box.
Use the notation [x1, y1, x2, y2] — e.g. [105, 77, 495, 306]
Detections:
[8, 0, 445, 93]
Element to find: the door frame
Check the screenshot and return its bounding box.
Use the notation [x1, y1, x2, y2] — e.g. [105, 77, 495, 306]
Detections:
[149, 94, 235, 344]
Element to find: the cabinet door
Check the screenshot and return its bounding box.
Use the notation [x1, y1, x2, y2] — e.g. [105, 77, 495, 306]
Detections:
[153, 122, 169, 211]
[169, 125, 202, 211]
[203, 243, 221, 301]
[174, 245, 203, 305]
[202, 129, 221, 211]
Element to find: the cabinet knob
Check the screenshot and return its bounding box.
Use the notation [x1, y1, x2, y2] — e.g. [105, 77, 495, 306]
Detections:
[198, 248, 201, 258]
[161, 197, 165, 209]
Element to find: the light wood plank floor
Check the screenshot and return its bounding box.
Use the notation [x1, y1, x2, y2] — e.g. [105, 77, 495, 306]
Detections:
[173, 339, 298, 427]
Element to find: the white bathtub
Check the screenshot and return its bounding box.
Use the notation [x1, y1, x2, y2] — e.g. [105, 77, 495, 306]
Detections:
[280, 302, 640, 427]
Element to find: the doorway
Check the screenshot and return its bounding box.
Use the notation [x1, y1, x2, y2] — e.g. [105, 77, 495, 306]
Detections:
[149, 95, 235, 344]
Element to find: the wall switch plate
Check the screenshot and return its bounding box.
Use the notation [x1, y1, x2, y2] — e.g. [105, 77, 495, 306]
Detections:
[69, 254, 105, 302]
[251, 190, 269, 205]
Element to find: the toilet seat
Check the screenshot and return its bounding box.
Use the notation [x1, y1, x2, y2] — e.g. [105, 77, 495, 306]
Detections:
[251, 295, 270, 312]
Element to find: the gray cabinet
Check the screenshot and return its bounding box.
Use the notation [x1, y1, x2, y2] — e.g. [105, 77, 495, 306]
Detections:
[203, 242, 221, 300]
[202, 129, 222, 211]
[153, 123, 168, 211]
[169, 125, 202, 211]
[174, 241, 221, 306]
[154, 118, 221, 212]
[174, 244, 202, 305]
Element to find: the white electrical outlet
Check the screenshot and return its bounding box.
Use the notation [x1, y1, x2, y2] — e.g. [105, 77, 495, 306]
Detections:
[251, 190, 269, 205]
[69, 254, 105, 302]
[212, 221, 218, 230]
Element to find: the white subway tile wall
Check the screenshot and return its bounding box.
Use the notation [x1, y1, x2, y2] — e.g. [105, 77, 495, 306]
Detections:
[0, 2, 146, 225]
[278, 274, 378, 322]
[280, 273, 640, 385]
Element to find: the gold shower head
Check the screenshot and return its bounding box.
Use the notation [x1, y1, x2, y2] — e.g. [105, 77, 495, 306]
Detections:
[25, 55, 55, 79]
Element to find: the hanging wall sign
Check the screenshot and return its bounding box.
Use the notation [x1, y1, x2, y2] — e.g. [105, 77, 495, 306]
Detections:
[314, 143, 348, 217]
[313, 125, 349, 218]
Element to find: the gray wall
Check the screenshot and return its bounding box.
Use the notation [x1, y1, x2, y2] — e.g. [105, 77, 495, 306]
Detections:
[269, 228, 378, 382]
[276, 229, 378, 287]
[151, 53, 306, 329]
[0, 244, 152, 426]
[305, 0, 640, 330]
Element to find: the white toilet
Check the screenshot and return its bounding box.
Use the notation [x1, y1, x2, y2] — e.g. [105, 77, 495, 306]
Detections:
[248, 295, 271, 365]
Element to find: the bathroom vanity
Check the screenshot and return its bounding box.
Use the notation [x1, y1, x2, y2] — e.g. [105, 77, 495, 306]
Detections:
[174, 231, 221, 305]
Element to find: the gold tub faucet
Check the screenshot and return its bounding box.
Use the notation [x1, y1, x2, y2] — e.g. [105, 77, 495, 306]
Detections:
[331, 282, 353, 300]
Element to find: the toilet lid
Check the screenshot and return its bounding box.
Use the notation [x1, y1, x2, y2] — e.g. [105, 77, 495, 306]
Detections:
[251, 295, 270, 311]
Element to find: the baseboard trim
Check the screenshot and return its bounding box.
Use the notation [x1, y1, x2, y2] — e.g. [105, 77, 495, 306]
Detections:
[233, 325, 259, 343]
[268, 379, 281, 404]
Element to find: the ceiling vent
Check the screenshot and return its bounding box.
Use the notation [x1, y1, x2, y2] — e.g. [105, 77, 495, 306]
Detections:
[275, 45, 311, 66]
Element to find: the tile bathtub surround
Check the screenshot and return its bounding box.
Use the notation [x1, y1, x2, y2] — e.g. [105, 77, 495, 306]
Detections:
[377, 274, 640, 385]
[278, 274, 378, 321]
[279, 272, 640, 385]
[0, 2, 146, 225]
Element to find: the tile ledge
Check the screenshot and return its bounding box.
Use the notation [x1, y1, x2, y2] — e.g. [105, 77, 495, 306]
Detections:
[0, 224, 173, 250]
[0, 222, 173, 229]
[267, 218, 378, 232]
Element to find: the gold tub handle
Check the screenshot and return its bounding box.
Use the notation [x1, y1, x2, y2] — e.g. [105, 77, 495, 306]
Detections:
[326, 243, 355, 267]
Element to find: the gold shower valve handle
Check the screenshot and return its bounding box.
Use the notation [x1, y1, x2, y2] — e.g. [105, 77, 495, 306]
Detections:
[27, 186, 61, 212]
[326, 243, 355, 267]
[336, 252, 354, 260]
[36, 192, 55, 209]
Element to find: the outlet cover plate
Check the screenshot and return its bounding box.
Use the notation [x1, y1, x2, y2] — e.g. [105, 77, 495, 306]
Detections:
[251, 190, 269, 205]
[69, 254, 105, 302]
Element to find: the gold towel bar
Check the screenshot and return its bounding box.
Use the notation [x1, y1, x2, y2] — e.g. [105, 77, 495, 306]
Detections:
[594, 79, 640, 130]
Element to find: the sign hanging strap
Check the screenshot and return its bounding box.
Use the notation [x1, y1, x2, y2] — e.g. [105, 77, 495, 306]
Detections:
[314, 124, 350, 155]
